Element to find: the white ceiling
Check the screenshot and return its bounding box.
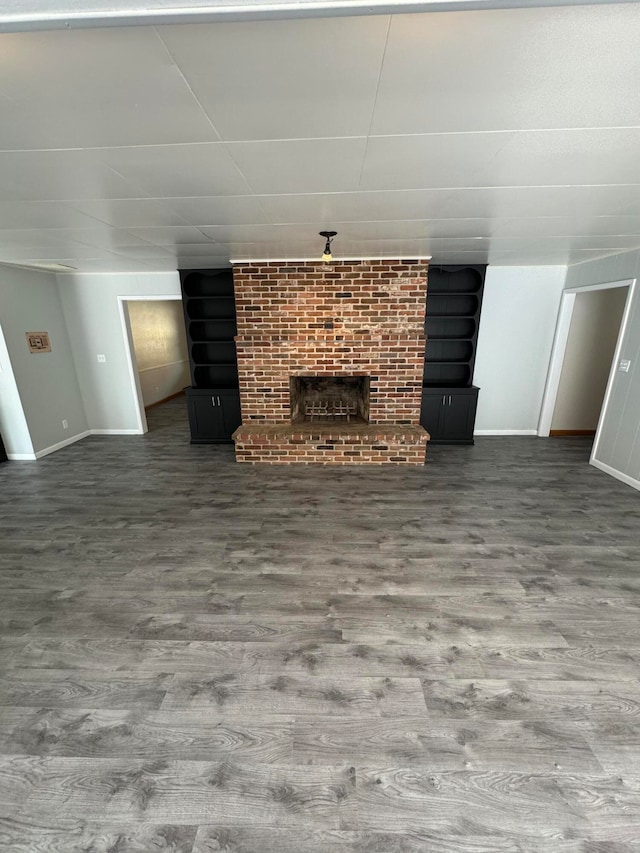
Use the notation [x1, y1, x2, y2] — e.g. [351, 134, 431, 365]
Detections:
[1, 2, 640, 272]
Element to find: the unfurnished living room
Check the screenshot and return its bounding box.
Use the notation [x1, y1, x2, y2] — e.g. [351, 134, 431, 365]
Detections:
[1, 0, 640, 850]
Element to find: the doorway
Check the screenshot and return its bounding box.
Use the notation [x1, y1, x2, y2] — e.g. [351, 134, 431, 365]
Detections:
[549, 287, 628, 436]
[119, 296, 189, 434]
[538, 279, 636, 450]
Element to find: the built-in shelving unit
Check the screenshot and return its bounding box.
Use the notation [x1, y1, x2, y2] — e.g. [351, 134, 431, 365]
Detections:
[180, 268, 242, 443]
[421, 264, 486, 444]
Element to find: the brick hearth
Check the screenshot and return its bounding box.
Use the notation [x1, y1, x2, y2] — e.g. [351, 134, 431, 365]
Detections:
[232, 259, 429, 464]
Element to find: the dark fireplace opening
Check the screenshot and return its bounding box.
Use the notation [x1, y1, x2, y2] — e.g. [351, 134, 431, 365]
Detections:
[290, 376, 370, 424]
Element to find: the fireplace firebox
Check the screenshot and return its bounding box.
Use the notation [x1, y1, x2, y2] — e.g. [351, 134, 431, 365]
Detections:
[290, 376, 370, 424]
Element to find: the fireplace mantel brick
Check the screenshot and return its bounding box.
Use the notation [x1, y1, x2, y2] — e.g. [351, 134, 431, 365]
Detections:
[232, 260, 429, 464]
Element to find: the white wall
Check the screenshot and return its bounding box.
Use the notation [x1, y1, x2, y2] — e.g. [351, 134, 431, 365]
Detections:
[127, 299, 189, 407]
[58, 272, 181, 433]
[473, 265, 567, 434]
[551, 287, 627, 432]
[565, 250, 640, 492]
[0, 264, 88, 457]
[0, 321, 33, 459]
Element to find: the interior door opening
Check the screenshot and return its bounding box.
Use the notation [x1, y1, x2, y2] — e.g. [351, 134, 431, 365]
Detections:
[549, 286, 628, 439]
[121, 297, 190, 434]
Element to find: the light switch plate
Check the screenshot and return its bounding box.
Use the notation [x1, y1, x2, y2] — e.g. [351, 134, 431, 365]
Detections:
[619, 359, 631, 373]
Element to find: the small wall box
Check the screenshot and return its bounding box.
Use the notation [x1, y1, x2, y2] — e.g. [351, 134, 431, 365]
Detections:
[26, 332, 51, 353]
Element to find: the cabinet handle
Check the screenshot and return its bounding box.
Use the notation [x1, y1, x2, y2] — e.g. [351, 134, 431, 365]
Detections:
[448, 395, 452, 405]
[211, 396, 217, 407]
[442, 395, 446, 406]
[217, 396, 221, 406]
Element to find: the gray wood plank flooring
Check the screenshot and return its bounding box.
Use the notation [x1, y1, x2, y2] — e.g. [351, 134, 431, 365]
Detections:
[1, 395, 640, 851]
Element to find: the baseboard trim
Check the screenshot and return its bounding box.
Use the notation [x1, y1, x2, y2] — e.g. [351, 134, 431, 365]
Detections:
[34, 430, 91, 459]
[8, 428, 146, 459]
[590, 458, 640, 493]
[550, 429, 596, 437]
[144, 389, 185, 411]
[90, 429, 145, 436]
[474, 429, 538, 436]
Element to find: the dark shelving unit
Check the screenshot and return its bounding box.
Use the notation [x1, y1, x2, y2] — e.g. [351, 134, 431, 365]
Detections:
[180, 268, 242, 443]
[421, 264, 486, 445]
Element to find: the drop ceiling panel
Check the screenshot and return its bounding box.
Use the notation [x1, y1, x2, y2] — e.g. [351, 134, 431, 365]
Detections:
[0, 243, 112, 260]
[326, 215, 640, 240]
[372, 5, 640, 135]
[172, 243, 229, 257]
[71, 256, 172, 272]
[486, 215, 640, 239]
[438, 186, 640, 219]
[108, 244, 176, 259]
[199, 223, 333, 244]
[359, 132, 516, 191]
[68, 199, 191, 228]
[177, 256, 232, 269]
[90, 144, 252, 198]
[158, 17, 389, 141]
[488, 128, 640, 187]
[0, 230, 74, 248]
[0, 28, 217, 148]
[522, 234, 640, 252]
[125, 225, 216, 245]
[0, 151, 146, 200]
[257, 189, 457, 223]
[0, 229, 152, 253]
[0, 201, 105, 229]
[226, 138, 368, 194]
[69, 228, 168, 250]
[165, 196, 271, 226]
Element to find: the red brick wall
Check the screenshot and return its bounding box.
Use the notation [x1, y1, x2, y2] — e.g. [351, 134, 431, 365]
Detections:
[233, 260, 428, 425]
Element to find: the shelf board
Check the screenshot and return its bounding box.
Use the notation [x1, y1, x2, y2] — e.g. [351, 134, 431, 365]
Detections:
[190, 384, 240, 391]
[426, 314, 479, 319]
[427, 291, 481, 296]
[189, 316, 236, 321]
[422, 384, 473, 389]
[425, 336, 474, 341]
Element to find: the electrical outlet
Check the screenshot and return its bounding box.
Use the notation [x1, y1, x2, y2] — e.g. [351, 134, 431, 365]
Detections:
[619, 359, 631, 373]
[62, 419, 68, 429]
[97, 354, 106, 363]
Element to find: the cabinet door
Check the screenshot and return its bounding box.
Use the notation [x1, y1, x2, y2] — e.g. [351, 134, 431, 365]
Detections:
[440, 392, 478, 442]
[188, 394, 227, 441]
[420, 393, 446, 440]
[221, 393, 242, 435]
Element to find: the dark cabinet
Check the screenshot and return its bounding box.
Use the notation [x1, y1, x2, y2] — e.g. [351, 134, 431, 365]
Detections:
[0, 432, 7, 464]
[186, 388, 242, 443]
[180, 268, 241, 444]
[421, 264, 485, 444]
[421, 386, 479, 445]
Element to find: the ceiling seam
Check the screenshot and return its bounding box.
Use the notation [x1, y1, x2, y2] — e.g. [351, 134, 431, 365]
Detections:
[358, 15, 391, 190]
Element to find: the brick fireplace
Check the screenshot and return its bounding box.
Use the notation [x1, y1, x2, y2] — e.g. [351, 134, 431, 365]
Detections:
[232, 259, 429, 464]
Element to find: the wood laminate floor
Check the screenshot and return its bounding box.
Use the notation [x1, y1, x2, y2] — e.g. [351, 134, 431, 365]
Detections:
[1, 395, 640, 852]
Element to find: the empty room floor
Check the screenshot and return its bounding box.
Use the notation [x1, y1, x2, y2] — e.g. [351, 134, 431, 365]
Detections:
[1, 396, 640, 852]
